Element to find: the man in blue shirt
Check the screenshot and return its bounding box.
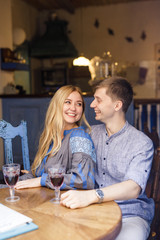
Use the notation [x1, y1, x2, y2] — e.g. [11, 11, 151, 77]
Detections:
[61, 77, 154, 240]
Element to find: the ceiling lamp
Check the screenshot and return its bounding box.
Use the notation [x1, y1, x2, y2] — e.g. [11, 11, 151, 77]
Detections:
[73, 54, 90, 66]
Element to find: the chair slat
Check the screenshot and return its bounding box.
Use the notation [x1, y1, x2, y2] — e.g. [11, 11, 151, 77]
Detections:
[4, 139, 13, 164]
[147, 147, 160, 239]
[0, 119, 30, 171]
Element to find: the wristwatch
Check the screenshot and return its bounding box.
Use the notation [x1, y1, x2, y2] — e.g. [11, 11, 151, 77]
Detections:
[95, 189, 104, 203]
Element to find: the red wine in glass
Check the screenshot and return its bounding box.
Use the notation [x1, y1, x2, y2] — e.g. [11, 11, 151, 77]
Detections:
[50, 175, 64, 188]
[4, 174, 19, 186]
[48, 166, 65, 204]
[3, 163, 20, 202]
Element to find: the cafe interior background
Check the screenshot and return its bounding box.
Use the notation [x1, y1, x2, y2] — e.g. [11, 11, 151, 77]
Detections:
[0, 0, 160, 168]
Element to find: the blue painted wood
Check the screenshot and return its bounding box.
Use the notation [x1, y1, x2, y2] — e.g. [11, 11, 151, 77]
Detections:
[84, 97, 134, 126]
[1, 62, 29, 71]
[126, 101, 134, 126]
[150, 105, 157, 132]
[140, 104, 157, 133]
[0, 119, 30, 170]
[141, 105, 147, 132]
[84, 97, 101, 126]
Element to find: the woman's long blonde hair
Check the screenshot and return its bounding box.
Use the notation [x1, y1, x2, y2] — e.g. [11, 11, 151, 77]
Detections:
[32, 85, 91, 176]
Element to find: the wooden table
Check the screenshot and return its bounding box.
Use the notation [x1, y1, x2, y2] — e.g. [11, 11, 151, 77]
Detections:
[0, 187, 122, 240]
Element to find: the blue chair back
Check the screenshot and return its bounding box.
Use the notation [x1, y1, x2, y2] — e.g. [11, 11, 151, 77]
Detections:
[0, 119, 30, 170]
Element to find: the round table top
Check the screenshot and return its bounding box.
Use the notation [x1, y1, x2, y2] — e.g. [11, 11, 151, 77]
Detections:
[0, 187, 122, 240]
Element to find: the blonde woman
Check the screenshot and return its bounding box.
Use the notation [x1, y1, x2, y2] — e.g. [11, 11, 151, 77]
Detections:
[15, 85, 96, 190]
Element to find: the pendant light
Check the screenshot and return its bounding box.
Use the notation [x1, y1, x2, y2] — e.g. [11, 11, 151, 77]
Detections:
[73, 6, 90, 66]
[73, 54, 90, 66]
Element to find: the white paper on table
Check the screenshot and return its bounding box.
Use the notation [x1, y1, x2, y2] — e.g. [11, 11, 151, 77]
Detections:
[0, 203, 32, 233]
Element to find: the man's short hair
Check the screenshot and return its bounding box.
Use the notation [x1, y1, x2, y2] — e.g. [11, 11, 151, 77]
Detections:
[91, 77, 133, 113]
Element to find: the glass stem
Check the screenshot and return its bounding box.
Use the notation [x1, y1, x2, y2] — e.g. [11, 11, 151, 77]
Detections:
[55, 188, 60, 200]
[10, 187, 15, 198]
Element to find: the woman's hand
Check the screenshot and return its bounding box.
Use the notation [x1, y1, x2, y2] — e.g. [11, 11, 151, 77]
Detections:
[60, 189, 96, 209]
[15, 177, 41, 189]
[21, 170, 29, 174]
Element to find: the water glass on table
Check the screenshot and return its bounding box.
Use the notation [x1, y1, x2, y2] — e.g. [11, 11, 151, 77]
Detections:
[48, 166, 65, 204]
[2, 163, 20, 202]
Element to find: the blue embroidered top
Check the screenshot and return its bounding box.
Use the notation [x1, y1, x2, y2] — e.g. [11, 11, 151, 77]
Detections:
[20, 126, 96, 190]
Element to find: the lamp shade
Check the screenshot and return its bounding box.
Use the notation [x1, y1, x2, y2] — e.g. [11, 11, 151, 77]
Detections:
[13, 28, 26, 46]
[73, 55, 90, 66]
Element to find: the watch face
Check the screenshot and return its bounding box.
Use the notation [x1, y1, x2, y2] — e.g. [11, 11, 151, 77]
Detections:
[97, 189, 104, 198]
[96, 189, 104, 199]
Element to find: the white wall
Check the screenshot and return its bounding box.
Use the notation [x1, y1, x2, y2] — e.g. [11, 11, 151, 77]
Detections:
[0, 0, 12, 49]
[0, 100, 4, 169]
[0, 0, 12, 167]
[0, 0, 39, 95]
[12, 0, 38, 41]
[12, 0, 39, 94]
[0, 0, 13, 94]
[1, 0, 160, 97]
[53, 1, 160, 98]
[55, 1, 160, 62]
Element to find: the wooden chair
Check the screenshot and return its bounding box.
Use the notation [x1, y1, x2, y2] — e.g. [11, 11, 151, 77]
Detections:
[146, 147, 160, 240]
[0, 119, 30, 182]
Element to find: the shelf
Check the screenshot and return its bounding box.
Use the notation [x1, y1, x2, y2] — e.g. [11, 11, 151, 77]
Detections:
[0, 48, 29, 71]
[1, 62, 29, 71]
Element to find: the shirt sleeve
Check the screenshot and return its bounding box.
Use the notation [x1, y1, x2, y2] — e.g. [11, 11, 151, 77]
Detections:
[43, 152, 96, 190]
[124, 138, 154, 194]
[19, 153, 48, 183]
[61, 130, 96, 190]
[44, 129, 96, 190]
[61, 152, 95, 190]
[19, 171, 34, 180]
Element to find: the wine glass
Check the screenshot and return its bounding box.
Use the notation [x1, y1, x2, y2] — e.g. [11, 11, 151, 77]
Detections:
[48, 166, 65, 204]
[2, 163, 20, 202]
